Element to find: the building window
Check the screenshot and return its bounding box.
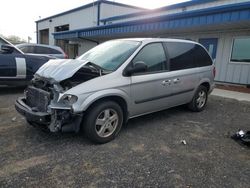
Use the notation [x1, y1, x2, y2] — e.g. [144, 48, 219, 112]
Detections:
[55, 24, 69, 32]
[231, 37, 250, 63]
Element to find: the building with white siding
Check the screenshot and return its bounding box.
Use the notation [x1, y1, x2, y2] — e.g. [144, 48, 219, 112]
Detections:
[36, 0, 144, 58]
[36, 0, 250, 86]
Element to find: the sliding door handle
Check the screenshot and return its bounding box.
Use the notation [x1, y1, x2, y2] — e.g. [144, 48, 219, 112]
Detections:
[173, 78, 180, 84]
[162, 80, 171, 86]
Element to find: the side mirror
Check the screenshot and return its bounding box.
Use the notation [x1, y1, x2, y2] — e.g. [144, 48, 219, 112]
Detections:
[124, 61, 148, 76]
[1, 44, 15, 54]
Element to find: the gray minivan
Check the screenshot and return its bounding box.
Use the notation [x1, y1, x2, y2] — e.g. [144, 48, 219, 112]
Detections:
[15, 38, 215, 143]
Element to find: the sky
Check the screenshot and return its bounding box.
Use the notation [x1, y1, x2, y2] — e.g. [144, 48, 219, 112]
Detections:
[0, 0, 188, 43]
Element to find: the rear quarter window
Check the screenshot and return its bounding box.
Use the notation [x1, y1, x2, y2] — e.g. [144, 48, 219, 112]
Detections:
[19, 46, 35, 53]
[165, 42, 212, 71]
[193, 44, 213, 67]
[35, 46, 61, 54]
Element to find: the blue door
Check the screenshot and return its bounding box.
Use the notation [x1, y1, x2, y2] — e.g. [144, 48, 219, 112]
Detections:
[199, 38, 218, 61]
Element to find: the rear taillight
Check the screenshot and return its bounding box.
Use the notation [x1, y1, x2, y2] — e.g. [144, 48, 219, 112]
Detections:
[64, 53, 68, 59]
[213, 66, 216, 78]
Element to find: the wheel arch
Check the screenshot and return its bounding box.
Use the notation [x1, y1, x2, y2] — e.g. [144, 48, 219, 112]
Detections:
[198, 78, 212, 93]
[200, 82, 210, 91]
[86, 95, 128, 123]
[76, 89, 130, 121]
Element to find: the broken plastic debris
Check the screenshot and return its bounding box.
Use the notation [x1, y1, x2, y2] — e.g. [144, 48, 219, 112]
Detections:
[181, 140, 187, 145]
[11, 117, 17, 122]
[232, 129, 245, 139]
[237, 130, 245, 138]
[231, 129, 250, 146]
[168, 170, 175, 174]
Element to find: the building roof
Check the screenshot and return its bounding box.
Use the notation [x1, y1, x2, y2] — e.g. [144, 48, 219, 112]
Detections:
[36, 0, 146, 23]
[100, 0, 218, 23]
[53, 1, 250, 40]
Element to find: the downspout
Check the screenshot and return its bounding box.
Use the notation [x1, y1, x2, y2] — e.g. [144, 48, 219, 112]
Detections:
[97, 1, 101, 26]
[36, 22, 39, 43]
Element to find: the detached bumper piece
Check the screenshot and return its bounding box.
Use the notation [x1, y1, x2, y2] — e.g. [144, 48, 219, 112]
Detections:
[15, 97, 50, 124]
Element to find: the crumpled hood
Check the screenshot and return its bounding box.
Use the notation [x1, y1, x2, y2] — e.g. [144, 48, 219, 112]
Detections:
[35, 59, 89, 82]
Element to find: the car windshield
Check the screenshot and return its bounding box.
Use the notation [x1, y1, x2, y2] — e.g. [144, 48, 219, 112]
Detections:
[77, 40, 141, 71]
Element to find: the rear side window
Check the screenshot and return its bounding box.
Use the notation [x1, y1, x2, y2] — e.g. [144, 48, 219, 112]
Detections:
[18, 46, 28, 53]
[166, 42, 212, 71]
[19, 46, 35, 53]
[193, 44, 213, 67]
[132, 43, 167, 73]
[35, 46, 61, 54]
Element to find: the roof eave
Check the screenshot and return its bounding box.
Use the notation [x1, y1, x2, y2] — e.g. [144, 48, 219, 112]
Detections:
[100, 0, 218, 23]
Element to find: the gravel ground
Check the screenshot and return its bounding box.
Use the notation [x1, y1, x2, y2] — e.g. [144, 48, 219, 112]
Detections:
[0, 87, 249, 188]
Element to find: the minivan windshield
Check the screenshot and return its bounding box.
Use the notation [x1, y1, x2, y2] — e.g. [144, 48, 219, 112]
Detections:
[77, 40, 141, 71]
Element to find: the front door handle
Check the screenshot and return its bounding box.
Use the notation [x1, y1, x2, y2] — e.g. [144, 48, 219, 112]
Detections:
[162, 80, 171, 86]
[173, 78, 180, 84]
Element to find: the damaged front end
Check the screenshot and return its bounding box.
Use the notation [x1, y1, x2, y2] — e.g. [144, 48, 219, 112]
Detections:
[15, 59, 105, 133]
[16, 82, 83, 132]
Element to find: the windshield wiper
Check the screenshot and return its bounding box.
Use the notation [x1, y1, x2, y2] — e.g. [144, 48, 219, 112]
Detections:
[87, 62, 105, 76]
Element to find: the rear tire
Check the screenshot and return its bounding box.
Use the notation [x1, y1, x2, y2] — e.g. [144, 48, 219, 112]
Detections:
[188, 85, 208, 112]
[83, 101, 123, 144]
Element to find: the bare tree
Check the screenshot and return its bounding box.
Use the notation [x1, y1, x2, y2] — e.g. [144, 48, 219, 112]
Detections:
[4, 35, 27, 44]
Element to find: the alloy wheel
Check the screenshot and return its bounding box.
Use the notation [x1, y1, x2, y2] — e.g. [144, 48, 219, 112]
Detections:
[95, 108, 119, 138]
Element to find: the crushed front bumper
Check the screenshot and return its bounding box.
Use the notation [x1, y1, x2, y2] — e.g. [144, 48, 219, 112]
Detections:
[15, 97, 83, 132]
[15, 97, 50, 124]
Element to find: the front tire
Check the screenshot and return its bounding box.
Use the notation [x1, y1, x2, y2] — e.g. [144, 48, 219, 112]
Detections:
[188, 85, 208, 112]
[83, 101, 123, 144]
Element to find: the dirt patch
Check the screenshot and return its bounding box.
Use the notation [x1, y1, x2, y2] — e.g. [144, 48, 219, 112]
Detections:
[82, 161, 104, 176]
[131, 143, 145, 152]
[0, 108, 11, 115]
[0, 124, 23, 133]
[0, 155, 48, 178]
[159, 145, 172, 153]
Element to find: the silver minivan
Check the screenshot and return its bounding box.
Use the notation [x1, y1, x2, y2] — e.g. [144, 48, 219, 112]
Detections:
[15, 38, 215, 143]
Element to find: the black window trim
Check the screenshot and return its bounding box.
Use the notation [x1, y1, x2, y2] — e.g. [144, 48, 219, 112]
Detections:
[123, 42, 169, 76]
[162, 42, 170, 71]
